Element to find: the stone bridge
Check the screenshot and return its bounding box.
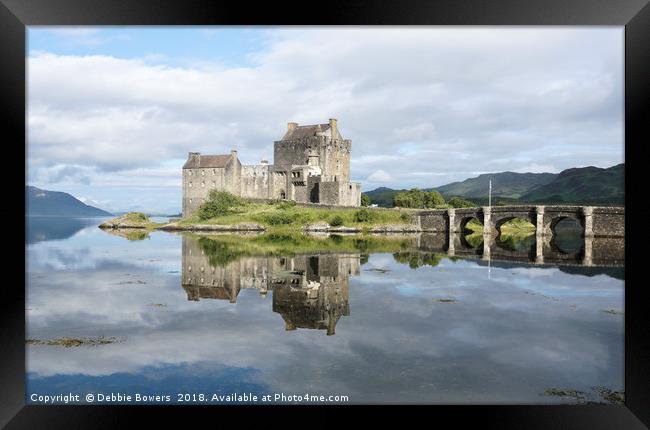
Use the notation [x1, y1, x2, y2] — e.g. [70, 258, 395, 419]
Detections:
[414, 205, 624, 238]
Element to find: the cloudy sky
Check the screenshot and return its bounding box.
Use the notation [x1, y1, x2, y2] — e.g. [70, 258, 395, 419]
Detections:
[27, 27, 623, 214]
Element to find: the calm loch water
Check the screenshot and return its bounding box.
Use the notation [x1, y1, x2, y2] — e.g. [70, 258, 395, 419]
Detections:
[25, 217, 624, 404]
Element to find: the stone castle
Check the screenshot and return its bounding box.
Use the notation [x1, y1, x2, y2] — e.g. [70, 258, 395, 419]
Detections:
[182, 119, 361, 217]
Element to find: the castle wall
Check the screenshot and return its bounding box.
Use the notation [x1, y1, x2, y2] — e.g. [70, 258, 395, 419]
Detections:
[318, 181, 341, 205]
[274, 138, 319, 171]
[270, 169, 288, 199]
[183, 167, 228, 217]
[182, 157, 241, 217]
[241, 165, 271, 199]
[320, 139, 351, 183]
[290, 180, 310, 203]
[317, 181, 361, 206]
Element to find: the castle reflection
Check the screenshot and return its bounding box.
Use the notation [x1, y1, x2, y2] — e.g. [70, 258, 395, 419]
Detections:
[182, 236, 358, 335]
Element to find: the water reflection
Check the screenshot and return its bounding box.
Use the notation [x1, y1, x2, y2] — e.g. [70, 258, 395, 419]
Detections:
[182, 236, 356, 335]
[446, 232, 624, 270]
[26, 219, 625, 404]
[26, 217, 110, 244]
[178, 231, 625, 337]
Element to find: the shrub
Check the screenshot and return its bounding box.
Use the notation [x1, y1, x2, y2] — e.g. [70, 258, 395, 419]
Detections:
[400, 212, 412, 222]
[197, 190, 246, 220]
[260, 212, 296, 225]
[330, 215, 344, 227]
[360, 194, 371, 207]
[354, 208, 373, 223]
[125, 212, 149, 222]
[448, 196, 476, 208]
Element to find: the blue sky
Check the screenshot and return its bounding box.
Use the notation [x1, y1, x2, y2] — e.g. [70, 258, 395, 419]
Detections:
[27, 27, 624, 214]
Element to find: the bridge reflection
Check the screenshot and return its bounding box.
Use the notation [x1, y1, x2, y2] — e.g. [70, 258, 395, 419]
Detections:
[441, 232, 624, 267]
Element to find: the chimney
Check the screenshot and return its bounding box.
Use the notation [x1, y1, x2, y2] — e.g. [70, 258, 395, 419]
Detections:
[329, 118, 338, 138]
[230, 149, 238, 158]
[287, 122, 298, 131]
[188, 152, 200, 163]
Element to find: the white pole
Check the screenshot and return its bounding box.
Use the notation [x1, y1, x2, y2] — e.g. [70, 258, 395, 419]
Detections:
[489, 179, 492, 208]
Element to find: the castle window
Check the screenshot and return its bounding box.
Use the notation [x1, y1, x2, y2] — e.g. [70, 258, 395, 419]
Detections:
[201, 170, 205, 176]
[349, 185, 352, 190]
[188, 171, 192, 176]
[189, 182, 193, 187]
[201, 181, 205, 187]
[212, 181, 216, 187]
[189, 199, 192, 204]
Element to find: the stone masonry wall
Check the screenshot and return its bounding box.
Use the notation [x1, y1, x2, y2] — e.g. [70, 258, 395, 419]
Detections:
[241, 165, 270, 199]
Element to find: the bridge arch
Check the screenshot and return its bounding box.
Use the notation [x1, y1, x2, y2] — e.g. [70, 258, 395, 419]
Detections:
[494, 216, 536, 236]
[547, 214, 584, 236]
[459, 215, 482, 233]
[490, 210, 536, 236]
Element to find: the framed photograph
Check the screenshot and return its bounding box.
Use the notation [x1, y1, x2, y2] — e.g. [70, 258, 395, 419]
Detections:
[4, 0, 648, 427]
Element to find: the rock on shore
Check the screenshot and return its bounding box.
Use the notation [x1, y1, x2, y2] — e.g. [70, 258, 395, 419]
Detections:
[156, 222, 266, 232]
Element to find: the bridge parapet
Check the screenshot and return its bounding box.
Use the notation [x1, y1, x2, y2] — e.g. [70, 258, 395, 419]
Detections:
[414, 205, 624, 238]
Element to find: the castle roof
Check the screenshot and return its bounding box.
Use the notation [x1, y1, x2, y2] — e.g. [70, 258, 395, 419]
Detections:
[281, 124, 331, 140]
[182, 154, 232, 169]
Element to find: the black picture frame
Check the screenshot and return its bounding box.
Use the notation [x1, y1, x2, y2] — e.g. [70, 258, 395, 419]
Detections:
[3, 0, 648, 427]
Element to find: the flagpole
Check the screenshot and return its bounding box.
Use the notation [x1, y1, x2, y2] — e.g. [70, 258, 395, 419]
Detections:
[489, 179, 492, 208]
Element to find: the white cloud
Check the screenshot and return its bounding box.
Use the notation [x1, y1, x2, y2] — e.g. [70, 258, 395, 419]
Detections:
[367, 170, 393, 183]
[515, 164, 560, 174]
[28, 27, 624, 211]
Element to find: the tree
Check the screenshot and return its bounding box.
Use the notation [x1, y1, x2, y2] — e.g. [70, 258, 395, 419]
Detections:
[393, 188, 445, 208]
[424, 190, 445, 207]
[448, 196, 476, 208]
[360, 194, 371, 207]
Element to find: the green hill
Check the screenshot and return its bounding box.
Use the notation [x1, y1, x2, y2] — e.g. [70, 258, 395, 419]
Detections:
[364, 163, 624, 207]
[519, 164, 624, 205]
[363, 187, 408, 207]
[436, 171, 557, 199]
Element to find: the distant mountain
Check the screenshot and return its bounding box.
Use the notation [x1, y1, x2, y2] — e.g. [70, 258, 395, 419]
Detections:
[364, 163, 624, 207]
[519, 164, 624, 205]
[26, 186, 113, 217]
[436, 171, 558, 199]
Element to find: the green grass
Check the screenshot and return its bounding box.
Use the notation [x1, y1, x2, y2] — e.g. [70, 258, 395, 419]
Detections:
[124, 212, 149, 222]
[188, 232, 419, 263]
[178, 202, 414, 232]
[464, 217, 535, 234]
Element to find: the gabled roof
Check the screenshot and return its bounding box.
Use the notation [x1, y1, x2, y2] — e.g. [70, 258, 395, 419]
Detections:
[183, 154, 232, 169]
[281, 124, 331, 140]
